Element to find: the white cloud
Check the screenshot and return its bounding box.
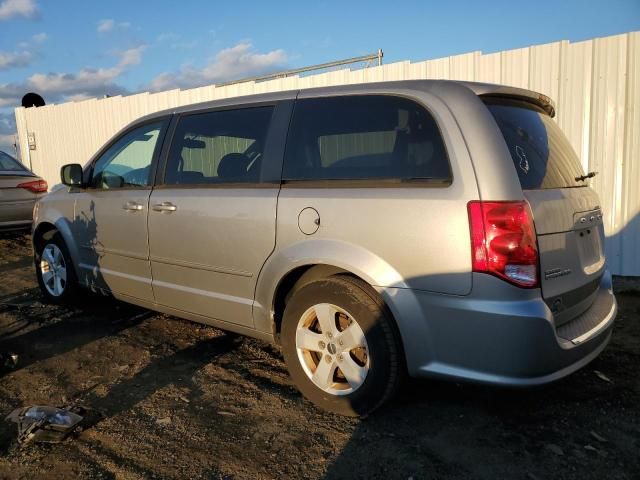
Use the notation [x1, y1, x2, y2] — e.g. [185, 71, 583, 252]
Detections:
[0, 0, 38, 20]
[97, 18, 131, 34]
[97, 18, 115, 33]
[149, 42, 287, 91]
[0, 111, 18, 153]
[0, 49, 32, 71]
[25, 46, 144, 95]
[117, 45, 145, 67]
[0, 46, 146, 108]
[1, 32, 46, 71]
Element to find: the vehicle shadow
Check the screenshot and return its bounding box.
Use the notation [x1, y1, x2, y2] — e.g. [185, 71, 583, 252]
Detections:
[1, 201, 144, 376]
[69, 199, 106, 292]
[320, 274, 638, 479]
[78, 332, 241, 429]
[322, 363, 638, 480]
[0, 296, 151, 376]
[0, 330, 242, 463]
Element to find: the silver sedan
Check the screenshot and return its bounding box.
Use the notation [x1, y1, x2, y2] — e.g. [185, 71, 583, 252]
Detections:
[0, 150, 47, 231]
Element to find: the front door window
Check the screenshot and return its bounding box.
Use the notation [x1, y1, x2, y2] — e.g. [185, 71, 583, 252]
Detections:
[91, 122, 164, 189]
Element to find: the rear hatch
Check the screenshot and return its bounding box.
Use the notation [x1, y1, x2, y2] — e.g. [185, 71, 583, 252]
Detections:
[484, 97, 605, 325]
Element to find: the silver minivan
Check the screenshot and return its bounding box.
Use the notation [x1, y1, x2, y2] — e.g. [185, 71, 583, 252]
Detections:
[33, 80, 617, 415]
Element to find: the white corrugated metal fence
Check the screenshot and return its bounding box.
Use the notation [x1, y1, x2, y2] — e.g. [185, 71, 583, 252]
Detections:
[14, 31, 640, 275]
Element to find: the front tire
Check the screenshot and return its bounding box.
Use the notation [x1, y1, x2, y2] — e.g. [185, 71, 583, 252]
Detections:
[281, 276, 403, 416]
[35, 233, 79, 304]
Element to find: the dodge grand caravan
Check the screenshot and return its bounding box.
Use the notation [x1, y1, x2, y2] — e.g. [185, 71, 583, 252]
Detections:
[33, 80, 617, 416]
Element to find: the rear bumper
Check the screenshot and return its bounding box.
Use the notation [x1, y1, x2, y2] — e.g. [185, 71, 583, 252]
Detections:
[381, 271, 616, 386]
[0, 198, 35, 230]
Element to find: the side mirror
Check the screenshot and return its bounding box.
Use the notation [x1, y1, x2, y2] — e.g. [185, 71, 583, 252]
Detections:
[60, 164, 84, 187]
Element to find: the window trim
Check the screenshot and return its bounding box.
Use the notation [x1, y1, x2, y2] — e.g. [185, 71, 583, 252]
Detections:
[280, 178, 453, 189]
[83, 116, 171, 192]
[156, 100, 292, 189]
[0, 150, 30, 173]
[281, 93, 453, 188]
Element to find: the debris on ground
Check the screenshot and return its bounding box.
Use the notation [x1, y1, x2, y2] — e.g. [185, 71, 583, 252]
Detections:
[155, 417, 172, 425]
[0, 352, 19, 369]
[5, 405, 84, 445]
[545, 443, 564, 456]
[590, 431, 608, 443]
[594, 370, 613, 383]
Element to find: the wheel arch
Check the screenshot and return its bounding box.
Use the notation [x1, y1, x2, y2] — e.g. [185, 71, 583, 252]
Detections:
[271, 264, 355, 337]
[254, 239, 409, 341]
[32, 221, 59, 253]
[33, 218, 81, 273]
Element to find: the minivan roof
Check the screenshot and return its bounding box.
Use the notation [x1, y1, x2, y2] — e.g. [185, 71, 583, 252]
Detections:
[134, 79, 555, 125]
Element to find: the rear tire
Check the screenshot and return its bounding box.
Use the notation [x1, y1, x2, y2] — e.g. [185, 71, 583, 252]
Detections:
[281, 275, 403, 416]
[35, 233, 79, 304]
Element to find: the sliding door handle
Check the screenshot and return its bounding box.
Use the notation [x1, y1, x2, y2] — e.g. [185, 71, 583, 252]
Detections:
[152, 202, 177, 212]
[123, 201, 144, 211]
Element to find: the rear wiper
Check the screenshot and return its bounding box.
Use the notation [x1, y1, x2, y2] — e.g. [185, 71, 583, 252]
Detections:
[575, 171, 598, 182]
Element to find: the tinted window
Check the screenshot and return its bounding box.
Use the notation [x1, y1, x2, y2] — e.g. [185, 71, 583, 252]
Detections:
[164, 107, 274, 185]
[283, 95, 450, 182]
[91, 122, 164, 189]
[0, 151, 28, 172]
[485, 99, 586, 189]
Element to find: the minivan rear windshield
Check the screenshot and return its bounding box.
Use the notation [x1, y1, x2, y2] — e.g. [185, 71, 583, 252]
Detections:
[483, 98, 586, 190]
[0, 151, 28, 172]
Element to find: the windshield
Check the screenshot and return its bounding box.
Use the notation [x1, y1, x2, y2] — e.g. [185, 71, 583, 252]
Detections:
[484, 98, 586, 189]
[0, 151, 29, 173]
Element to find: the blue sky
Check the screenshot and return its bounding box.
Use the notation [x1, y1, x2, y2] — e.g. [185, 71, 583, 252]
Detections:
[1, 0, 639, 153]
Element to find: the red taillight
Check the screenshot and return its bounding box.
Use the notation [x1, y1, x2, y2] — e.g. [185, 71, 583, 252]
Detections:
[17, 179, 48, 194]
[467, 200, 539, 288]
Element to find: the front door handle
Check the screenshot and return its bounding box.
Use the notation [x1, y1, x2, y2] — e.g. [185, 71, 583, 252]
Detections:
[152, 202, 177, 212]
[123, 201, 144, 212]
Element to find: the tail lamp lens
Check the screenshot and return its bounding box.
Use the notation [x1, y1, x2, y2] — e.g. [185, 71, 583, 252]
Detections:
[467, 200, 539, 288]
[17, 179, 48, 193]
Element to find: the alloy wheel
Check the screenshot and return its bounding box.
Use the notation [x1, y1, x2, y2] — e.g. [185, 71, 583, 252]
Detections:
[40, 244, 67, 297]
[295, 303, 370, 396]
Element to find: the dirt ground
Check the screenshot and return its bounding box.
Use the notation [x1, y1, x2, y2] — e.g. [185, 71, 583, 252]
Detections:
[0, 232, 638, 480]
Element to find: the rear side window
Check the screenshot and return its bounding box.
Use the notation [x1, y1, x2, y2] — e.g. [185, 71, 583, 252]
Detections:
[0, 151, 28, 172]
[164, 107, 274, 185]
[283, 95, 451, 182]
[484, 99, 586, 189]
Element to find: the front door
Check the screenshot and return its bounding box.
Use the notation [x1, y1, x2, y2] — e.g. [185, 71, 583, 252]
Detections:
[73, 120, 167, 302]
[148, 105, 282, 327]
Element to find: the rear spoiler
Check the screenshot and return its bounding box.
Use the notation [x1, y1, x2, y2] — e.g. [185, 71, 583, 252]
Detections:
[480, 92, 556, 118]
[0, 171, 36, 177]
